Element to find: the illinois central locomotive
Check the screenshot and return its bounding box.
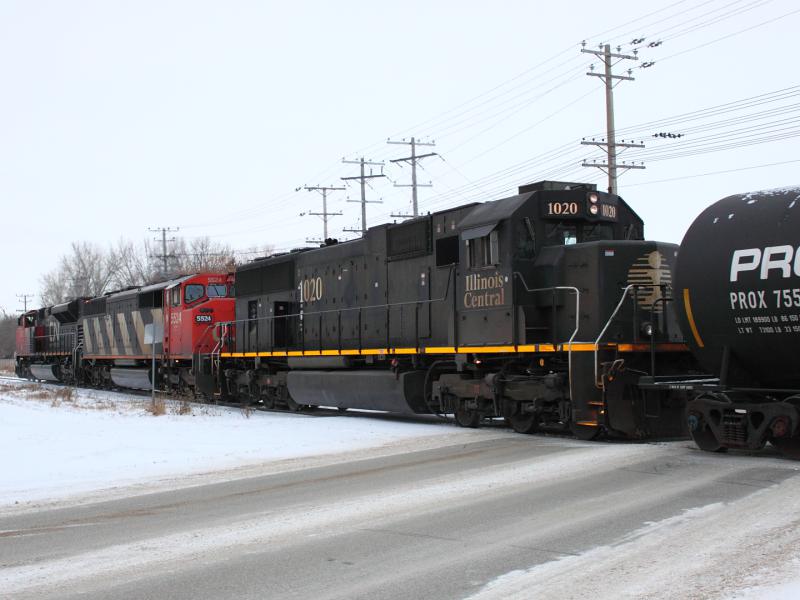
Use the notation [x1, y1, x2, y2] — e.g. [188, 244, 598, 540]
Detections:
[198, 180, 695, 440]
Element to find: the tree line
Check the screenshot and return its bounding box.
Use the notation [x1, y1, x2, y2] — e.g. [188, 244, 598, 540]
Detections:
[38, 236, 257, 306]
[1, 235, 275, 358]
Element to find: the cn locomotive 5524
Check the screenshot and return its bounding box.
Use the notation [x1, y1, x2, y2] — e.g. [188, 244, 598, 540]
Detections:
[196, 180, 696, 440]
[15, 273, 234, 391]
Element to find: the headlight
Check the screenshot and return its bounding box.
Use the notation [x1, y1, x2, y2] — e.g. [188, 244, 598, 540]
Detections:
[588, 192, 599, 204]
[589, 204, 599, 215]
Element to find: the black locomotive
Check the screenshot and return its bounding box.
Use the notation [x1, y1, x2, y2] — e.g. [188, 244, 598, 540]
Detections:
[200, 181, 696, 440]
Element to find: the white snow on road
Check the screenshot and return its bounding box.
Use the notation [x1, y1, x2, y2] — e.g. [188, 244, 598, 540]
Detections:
[468, 474, 800, 600]
[0, 379, 500, 509]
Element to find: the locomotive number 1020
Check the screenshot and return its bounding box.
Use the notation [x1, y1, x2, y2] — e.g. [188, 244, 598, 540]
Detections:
[301, 277, 323, 303]
[546, 201, 579, 216]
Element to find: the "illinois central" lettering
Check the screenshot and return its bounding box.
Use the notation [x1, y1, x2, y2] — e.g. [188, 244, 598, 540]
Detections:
[464, 272, 506, 308]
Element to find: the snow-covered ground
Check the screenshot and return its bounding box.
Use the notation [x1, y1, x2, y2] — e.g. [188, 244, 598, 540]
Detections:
[0, 378, 498, 510]
[3, 377, 800, 599]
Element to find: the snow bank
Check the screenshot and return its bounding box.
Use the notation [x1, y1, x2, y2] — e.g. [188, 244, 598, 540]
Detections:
[0, 380, 480, 508]
[467, 474, 800, 600]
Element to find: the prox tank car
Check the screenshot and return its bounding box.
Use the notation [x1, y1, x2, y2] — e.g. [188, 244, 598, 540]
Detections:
[674, 186, 800, 456]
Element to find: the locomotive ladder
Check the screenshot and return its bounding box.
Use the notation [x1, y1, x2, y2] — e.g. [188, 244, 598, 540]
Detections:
[208, 323, 229, 398]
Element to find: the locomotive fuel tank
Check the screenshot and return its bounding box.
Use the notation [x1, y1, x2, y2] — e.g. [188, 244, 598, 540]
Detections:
[674, 186, 800, 389]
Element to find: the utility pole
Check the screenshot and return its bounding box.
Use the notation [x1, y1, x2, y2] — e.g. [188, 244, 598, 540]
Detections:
[387, 137, 437, 219]
[16, 293, 34, 313]
[148, 227, 179, 276]
[580, 42, 645, 194]
[297, 184, 345, 244]
[341, 158, 385, 235]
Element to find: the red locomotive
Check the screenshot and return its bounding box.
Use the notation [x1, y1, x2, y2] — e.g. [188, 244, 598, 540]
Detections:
[15, 272, 234, 391]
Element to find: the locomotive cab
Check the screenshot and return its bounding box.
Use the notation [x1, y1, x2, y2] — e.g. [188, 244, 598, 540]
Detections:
[164, 273, 235, 359]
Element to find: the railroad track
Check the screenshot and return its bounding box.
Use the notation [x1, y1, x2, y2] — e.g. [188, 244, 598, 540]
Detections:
[0, 373, 459, 426]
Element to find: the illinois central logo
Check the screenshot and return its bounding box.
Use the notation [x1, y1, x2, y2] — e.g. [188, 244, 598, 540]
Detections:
[463, 272, 506, 308]
[627, 251, 673, 313]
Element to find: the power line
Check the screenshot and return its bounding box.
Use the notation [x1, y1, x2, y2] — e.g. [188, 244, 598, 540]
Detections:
[17, 293, 35, 313]
[387, 137, 437, 218]
[297, 184, 345, 243]
[148, 227, 179, 275]
[341, 158, 385, 234]
[623, 157, 800, 186]
[581, 42, 645, 193]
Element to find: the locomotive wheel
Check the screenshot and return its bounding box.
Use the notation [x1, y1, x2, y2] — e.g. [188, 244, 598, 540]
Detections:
[771, 437, 800, 460]
[285, 396, 304, 412]
[454, 403, 481, 428]
[687, 412, 726, 453]
[502, 400, 538, 434]
[570, 422, 600, 441]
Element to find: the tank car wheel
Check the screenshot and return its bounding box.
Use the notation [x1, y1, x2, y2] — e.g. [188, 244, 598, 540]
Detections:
[570, 422, 601, 441]
[454, 402, 481, 428]
[502, 400, 538, 434]
[771, 437, 800, 460]
[687, 411, 727, 453]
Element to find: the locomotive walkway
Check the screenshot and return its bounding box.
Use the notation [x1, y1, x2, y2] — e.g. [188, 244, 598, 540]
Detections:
[2, 434, 800, 599]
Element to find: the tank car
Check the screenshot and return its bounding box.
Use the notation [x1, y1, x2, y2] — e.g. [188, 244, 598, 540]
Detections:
[202, 181, 696, 440]
[673, 186, 800, 456]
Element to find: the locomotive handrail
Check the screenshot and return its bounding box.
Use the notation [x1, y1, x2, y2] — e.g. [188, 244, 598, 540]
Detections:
[593, 284, 670, 387]
[218, 264, 456, 354]
[650, 295, 674, 377]
[30, 330, 76, 355]
[512, 273, 581, 403]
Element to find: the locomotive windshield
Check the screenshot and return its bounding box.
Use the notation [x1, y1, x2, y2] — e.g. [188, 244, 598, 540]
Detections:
[184, 284, 204, 303]
[207, 284, 228, 297]
[546, 224, 578, 246]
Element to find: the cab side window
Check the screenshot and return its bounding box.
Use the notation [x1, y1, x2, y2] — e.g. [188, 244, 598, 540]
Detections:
[184, 284, 205, 304]
[466, 230, 499, 268]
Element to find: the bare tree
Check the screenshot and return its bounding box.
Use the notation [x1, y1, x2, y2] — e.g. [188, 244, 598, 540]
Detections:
[0, 308, 17, 358]
[39, 242, 115, 305]
[172, 237, 235, 274]
[109, 238, 160, 289]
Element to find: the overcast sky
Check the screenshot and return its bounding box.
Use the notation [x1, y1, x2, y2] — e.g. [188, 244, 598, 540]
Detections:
[1, 0, 798, 313]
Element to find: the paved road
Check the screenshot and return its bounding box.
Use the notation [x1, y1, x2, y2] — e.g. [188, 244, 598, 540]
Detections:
[2, 434, 799, 599]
